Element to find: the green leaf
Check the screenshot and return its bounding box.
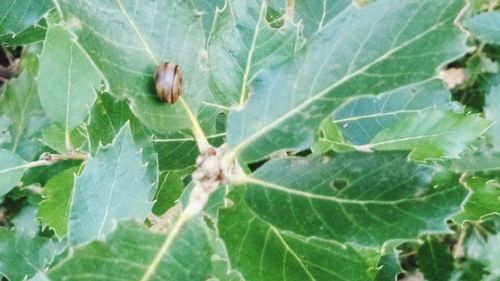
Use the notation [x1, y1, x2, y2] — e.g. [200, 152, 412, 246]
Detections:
[0, 0, 53, 37]
[12, 204, 40, 236]
[463, 11, 500, 44]
[227, 0, 468, 162]
[267, 0, 352, 37]
[87, 92, 148, 154]
[154, 134, 200, 171]
[192, 0, 225, 38]
[450, 260, 488, 281]
[363, 109, 491, 160]
[208, 0, 300, 105]
[68, 123, 153, 245]
[58, 0, 208, 132]
[218, 189, 373, 281]
[86, 92, 158, 190]
[244, 151, 468, 247]
[0, 115, 11, 145]
[0, 148, 26, 197]
[48, 220, 214, 281]
[484, 85, 500, 151]
[38, 26, 101, 131]
[39, 167, 79, 239]
[417, 236, 454, 281]
[152, 106, 224, 172]
[455, 176, 500, 223]
[463, 218, 500, 278]
[311, 119, 353, 154]
[0, 228, 56, 281]
[375, 251, 402, 281]
[40, 125, 87, 153]
[152, 171, 185, 216]
[332, 80, 452, 145]
[295, 0, 351, 37]
[0, 52, 48, 160]
[0, 23, 47, 46]
[21, 160, 80, 187]
[209, 236, 245, 281]
[453, 149, 500, 172]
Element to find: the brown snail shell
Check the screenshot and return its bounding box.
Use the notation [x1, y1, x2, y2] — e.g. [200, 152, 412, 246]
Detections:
[154, 61, 183, 104]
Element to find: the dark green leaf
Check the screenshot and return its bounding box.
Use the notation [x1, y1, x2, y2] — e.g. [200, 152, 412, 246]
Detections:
[152, 171, 185, 216]
[245, 151, 468, 247]
[417, 236, 454, 281]
[219, 189, 373, 281]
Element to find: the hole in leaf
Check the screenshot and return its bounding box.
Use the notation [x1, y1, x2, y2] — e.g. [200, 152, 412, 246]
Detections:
[266, 7, 284, 28]
[332, 179, 348, 190]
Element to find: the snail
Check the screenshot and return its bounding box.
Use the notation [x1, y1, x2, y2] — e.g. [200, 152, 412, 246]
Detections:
[154, 61, 183, 104]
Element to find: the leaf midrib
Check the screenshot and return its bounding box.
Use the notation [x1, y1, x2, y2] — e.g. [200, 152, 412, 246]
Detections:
[245, 175, 455, 205]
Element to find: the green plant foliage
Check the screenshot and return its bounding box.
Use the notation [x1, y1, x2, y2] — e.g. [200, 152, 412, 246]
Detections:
[455, 175, 500, 223]
[40, 125, 86, 153]
[366, 109, 491, 160]
[0, 0, 52, 38]
[227, 0, 469, 162]
[68, 124, 154, 245]
[38, 26, 101, 131]
[332, 80, 452, 145]
[219, 189, 373, 281]
[244, 152, 467, 247]
[153, 171, 185, 216]
[0, 228, 57, 281]
[208, 0, 300, 106]
[0, 148, 26, 196]
[2, 0, 500, 280]
[48, 220, 214, 280]
[38, 166, 79, 238]
[462, 217, 500, 279]
[417, 236, 455, 281]
[56, 0, 208, 132]
[464, 11, 500, 44]
[0, 52, 47, 160]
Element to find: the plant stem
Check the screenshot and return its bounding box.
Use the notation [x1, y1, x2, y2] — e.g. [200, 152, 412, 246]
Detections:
[286, 0, 296, 18]
[178, 97, 210, 152]
[26, 152, 88, 169]
[139, 204, 196, 281]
